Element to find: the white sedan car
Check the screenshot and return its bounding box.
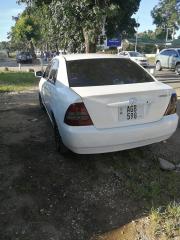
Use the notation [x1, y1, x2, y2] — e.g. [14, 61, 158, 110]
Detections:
[36, 54, 178, 154]
[118, 51, 149, 67]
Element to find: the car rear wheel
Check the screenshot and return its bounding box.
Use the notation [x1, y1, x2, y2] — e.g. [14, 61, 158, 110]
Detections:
[53, 117, 68, 154]
[175, 63, 180, 75]
[156, 61, 162, 71]
[39, 93, 45, 111]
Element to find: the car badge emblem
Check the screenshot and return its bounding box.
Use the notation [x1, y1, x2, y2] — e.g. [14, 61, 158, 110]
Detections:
[129, 98, 137, 105]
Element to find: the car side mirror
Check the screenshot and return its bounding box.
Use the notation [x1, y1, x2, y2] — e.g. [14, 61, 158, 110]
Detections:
[35, 71, 43, 78]
[48, 75, 56, 83]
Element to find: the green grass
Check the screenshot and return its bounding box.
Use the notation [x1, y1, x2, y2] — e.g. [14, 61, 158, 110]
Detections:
[151, 202, 180, 239]
[110, 149, 180, 239]
[0, 71, 38, 92]
[111, 149, 180, 205]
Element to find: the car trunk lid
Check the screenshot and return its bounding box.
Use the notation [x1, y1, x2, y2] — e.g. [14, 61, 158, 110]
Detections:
[71, 82, 172, 129]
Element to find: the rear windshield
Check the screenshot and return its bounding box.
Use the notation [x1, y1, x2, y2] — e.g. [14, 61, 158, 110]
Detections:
[67, 58, 154, 87]
[129, 52, 143, 57]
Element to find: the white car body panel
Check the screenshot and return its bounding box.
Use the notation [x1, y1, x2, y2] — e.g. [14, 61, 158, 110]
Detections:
[71, 82, 172, 129]
[61, 114, 178, 154]
[39, 54, 179, 154]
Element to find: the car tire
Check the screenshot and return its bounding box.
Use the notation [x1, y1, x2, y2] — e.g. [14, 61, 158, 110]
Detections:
[39, 93, 45, 111]
[175, 63, 180, 75]
[52, 116, 68, 154]
[156, 61, 162, 71]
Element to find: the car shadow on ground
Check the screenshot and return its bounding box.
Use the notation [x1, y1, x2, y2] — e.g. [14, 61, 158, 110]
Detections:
[0, 92, 179, 240]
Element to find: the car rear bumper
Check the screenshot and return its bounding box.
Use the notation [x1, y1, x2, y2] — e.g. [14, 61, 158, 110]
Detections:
[61, 114, 179, 154]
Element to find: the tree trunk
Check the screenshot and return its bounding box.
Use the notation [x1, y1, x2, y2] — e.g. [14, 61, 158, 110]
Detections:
[83, 30, 96, 53]
[29, 40, 36, 59]
[55, 43, 59, 52]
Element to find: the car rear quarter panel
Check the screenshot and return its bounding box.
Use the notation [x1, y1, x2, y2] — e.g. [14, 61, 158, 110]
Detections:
[51, 81, 81, 130]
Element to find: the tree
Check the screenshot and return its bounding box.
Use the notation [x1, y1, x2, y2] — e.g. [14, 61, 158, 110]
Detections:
[0, 41, 10, 50]
[151, 0, 180, 40]
[105, 0, 140, 39]
[18, 0, 141, 53]
[137, 30, 156, 41]
[10, 13, 40, 56]
[0, 41, 11, 56]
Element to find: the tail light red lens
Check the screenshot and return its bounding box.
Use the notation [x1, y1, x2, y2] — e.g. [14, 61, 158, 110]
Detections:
[64, 102, 93, 126]
[164, 93, 177, 116]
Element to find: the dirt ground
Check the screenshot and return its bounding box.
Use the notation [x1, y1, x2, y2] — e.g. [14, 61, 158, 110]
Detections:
[0, 90, 180, 240]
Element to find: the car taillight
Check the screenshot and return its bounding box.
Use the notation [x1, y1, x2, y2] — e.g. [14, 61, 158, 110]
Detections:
[164, 93, 177, 116]
[64, 102, 93, 126]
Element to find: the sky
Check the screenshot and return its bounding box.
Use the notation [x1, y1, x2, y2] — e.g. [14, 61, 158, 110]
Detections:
[0, 0, 25, 42]
[0, 0, 179, 42]
[133, 0, 159, 32]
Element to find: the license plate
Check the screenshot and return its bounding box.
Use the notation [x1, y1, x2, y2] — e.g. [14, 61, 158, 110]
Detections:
[127, 105, 137, 120]
[119, 105, 144, 121]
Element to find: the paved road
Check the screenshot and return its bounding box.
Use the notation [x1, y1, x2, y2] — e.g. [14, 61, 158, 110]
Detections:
[0, 58, 47, 72]
[153, 69, 180, 97]
[154, 69, 180, 82]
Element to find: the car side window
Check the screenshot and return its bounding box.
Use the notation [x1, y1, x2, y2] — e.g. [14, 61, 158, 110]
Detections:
[48, 59, 59, 84]
[44, 63, 51, 79]
[166, 50, 171, 56]
[170, 50, 178, 57]
[161, 50, 169, 56]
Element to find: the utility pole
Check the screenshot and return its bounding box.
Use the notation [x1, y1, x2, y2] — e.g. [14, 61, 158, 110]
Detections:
[165, 27, 175, 47]
[172, 27, 175, 40]
[135, 17, 139, 52]
[165, 28, 169, 47]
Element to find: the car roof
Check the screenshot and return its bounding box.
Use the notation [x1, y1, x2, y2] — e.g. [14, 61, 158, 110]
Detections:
[161, 48, 180, 51]
[126, 51, 137, 53]
[57, 54, 126, 61]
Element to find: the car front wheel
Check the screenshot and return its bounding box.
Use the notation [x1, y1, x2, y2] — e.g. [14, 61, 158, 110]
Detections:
[175, 63, 180, 75]
[156, 61, 162, 71]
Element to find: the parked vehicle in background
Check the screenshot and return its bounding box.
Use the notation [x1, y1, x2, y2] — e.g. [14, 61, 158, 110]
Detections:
[155, 48, 180, 75]
[118, 51, 149, 67]
[16, 52, 33, 64]
[36, 54, 178, 154]
[35, 50, 41, 58]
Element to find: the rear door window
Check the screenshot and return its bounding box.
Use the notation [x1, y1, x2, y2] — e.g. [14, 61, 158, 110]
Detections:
[48, 59, 59, 84]
[170, 50, 178, 57]
[66, 58, 154, 87]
